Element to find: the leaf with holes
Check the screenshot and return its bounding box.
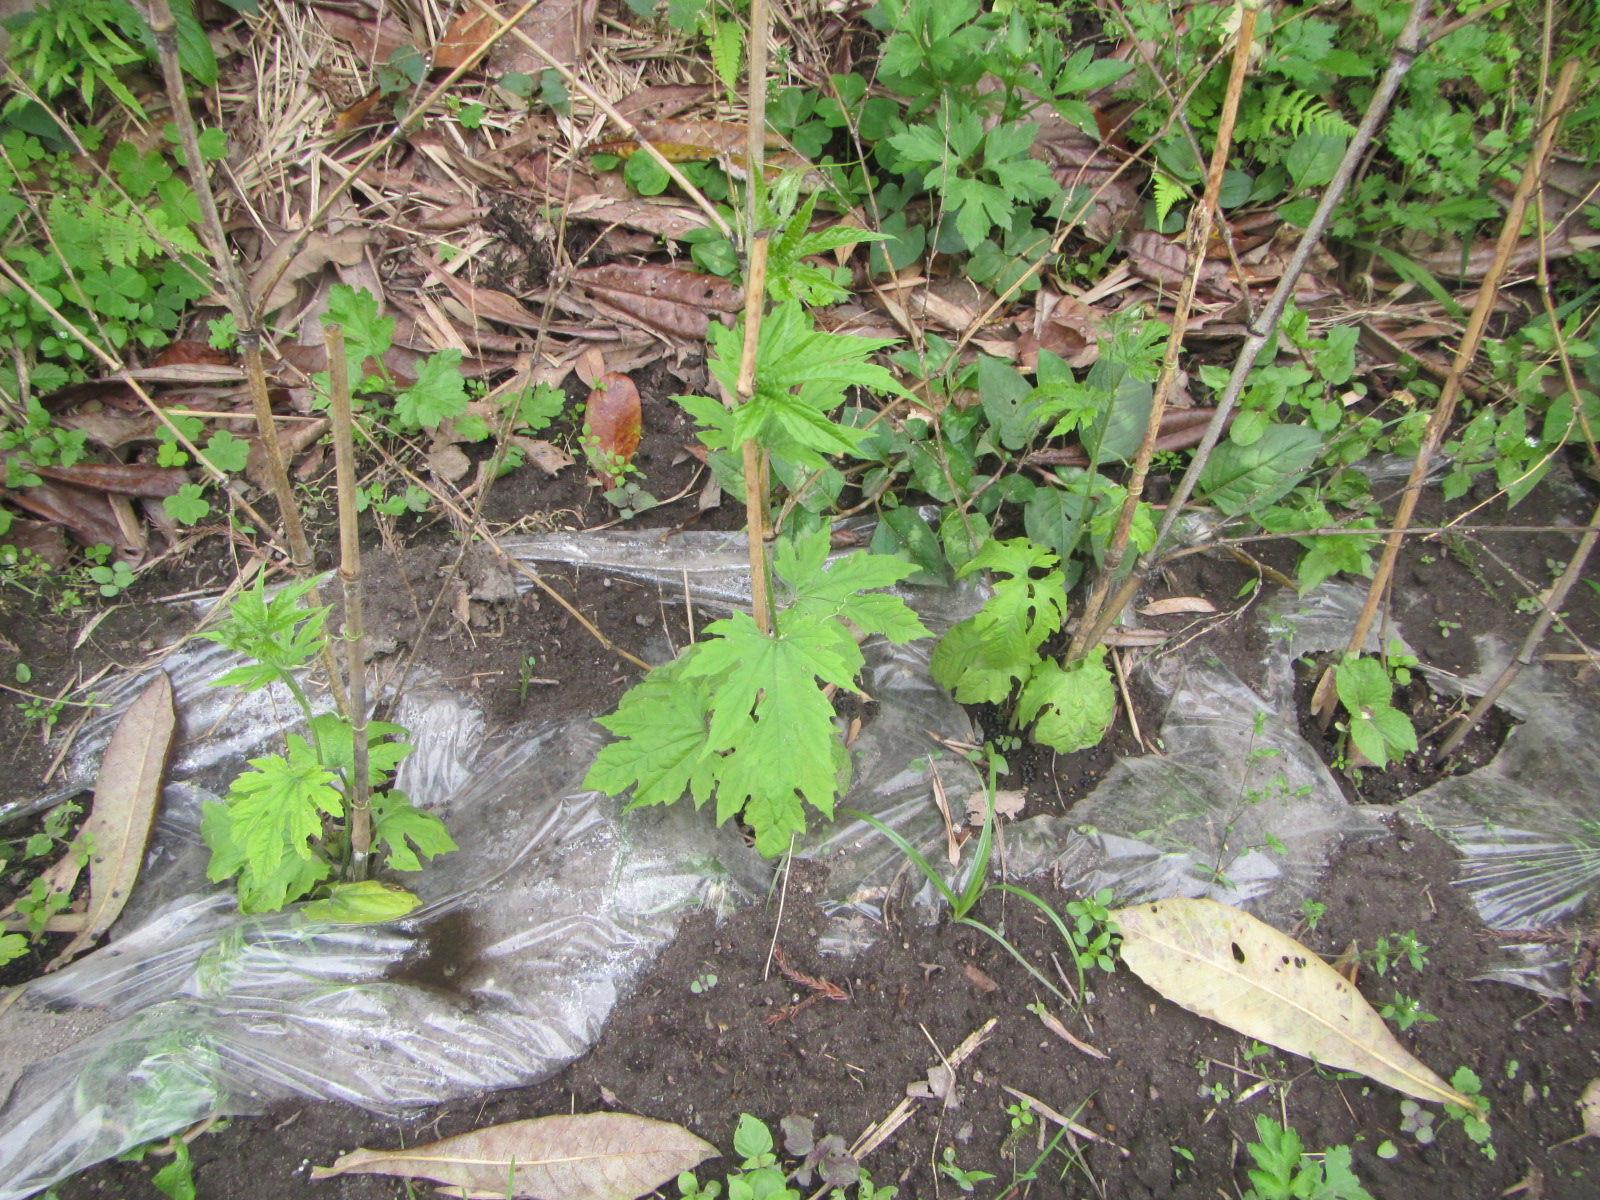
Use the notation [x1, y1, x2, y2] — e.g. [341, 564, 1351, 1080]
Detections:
[1115, 898, 1473, 1107]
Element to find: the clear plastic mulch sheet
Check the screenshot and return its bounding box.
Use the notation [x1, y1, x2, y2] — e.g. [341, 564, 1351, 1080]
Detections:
[0, 535, 1587, 1199]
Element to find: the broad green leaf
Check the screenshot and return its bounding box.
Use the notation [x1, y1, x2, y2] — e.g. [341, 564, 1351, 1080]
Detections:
[977, 354, 1043, 450]
[303, 881, 420, 923]
[931, 616, 1037, 705]
[395, 350, 469, 430]
[1335, 655, 1392, 717]
[1079, 359, 1153, 463]
[370, 791, 458, 871]
[1198, 424, 1323, 516]
[223, 738, 343, 880]
[1016, 649, 1115, 754]
[869, 506, 949, 585]
[775, 533, 930, 645]
[587, 657, 717, 808]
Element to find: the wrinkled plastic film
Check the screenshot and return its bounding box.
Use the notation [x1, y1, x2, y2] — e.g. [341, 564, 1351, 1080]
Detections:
[1406, 635, 1600, 930]
[1005, 652, 1382, 929]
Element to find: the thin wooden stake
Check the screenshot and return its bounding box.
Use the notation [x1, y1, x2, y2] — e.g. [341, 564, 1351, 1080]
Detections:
[325, 325, 372, 878]
[1070, 0, 1260, 657]
[1314, 57, 1580, 724]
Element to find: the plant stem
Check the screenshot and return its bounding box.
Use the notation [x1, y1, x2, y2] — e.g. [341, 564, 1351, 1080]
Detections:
[1316, 56, 1580, 723]
[146, 0, 348, 712]
[1070, 0, 1259, 658]
[325, 325, 372, 879]
[737, 0, 774, 634]
[1079, 0, 1434, 653]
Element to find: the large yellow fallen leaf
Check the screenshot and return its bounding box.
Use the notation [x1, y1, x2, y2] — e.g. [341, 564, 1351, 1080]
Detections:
[1114, 897, 1471, 1107]
[309, 1113, 717, 1200]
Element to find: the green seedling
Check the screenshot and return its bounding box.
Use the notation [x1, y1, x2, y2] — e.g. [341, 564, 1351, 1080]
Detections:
[517, 654, 539, 704]
[1364, 930, 1429, 976]
[1399, 1098, 1436, 1145]
[198, 575, 455, 914]
[1241, 1115, 1373, 1200]
[936, 1147, 994, 1193]
[690, 972, 717, 995]
[1334, 652, 1417, 767]
[1299, 899, 1327, 932]
[1443, 1067, 1494, 1158]
[1379, 992, 1437, 1031]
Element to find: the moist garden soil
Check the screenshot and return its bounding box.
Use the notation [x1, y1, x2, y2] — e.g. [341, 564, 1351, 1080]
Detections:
[6, 440, 1600, 1200]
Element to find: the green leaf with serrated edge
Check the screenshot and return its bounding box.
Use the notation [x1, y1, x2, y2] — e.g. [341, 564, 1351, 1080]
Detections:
[931, 616, 1037, 704]
[773, 531, 930, 645]
[1198, 423, 1323, 516]
[324, 285, 394, 373]
[395, 350, 468, 429]
[201, 430, 249, 474]
[1080, 359, 1153, 463]
[303, 881, 420, 923]
[957, 537, 1067, 656]
[307, 715, 412, 785]
[164, 483, 210, 525]
[586, 656, 717, 808]
[1370, 706, 1417, 756]
[1296, 534, 1373, 592]
[1016, 649, 1115, 754]
[370, 791, 457, 871]
[224, 738, 343, 880]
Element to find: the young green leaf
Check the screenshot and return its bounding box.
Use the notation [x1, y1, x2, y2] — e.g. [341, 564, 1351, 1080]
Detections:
[1016, 647, 1116, 754]
[395, 350, 469, 430]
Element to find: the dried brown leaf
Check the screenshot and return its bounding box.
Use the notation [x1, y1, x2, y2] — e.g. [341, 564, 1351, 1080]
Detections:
[250, 230, 374, 315]
[964, 789, 1025, 824]
[585, 372, 641, 485]
[573, 265, 742, 340]
[427, 263, 543, 331]
[51, 673, 174, 967]
[1138, 597, 1218, 617]
[964, 963, 999, 993]
[309, 1113, 716, 1200]
[319, 11, 414, 63]
[6, 480, 128, 548]
[511, 436, 574, 476]
[487, 0, 597, 78]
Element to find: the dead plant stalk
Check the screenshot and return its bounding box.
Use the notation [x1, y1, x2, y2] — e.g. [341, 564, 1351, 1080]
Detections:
[324, 325, 373, 877]
[1314, 56, 1581, 724]
[736, 0, 775, 634]
[1069, 0, 1260, 658]
[1080, 0, 1435, 653]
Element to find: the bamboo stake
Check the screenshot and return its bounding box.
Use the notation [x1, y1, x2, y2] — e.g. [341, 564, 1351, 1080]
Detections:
[147, 0, 348, 712]
[736, 0, 775, 634]
[325, 325, 372, 878]
[1069, 0, 1260, 658]
[1078, 0, 1435, 655]
[1312, 57, 1580, 723]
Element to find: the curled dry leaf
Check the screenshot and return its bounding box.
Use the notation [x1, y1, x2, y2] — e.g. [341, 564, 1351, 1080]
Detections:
[1033, 1006, 1110, 1060]
[573, 264, 742, 340]
[596, 121, 822, 186]
[585, 371, 642, 485]
[964, 789, 1025, 824]
[51, 673, 174, 967]
[1138, 596, 1219, 617]
[428, 261, 543, 331]
[511, 436, 574, 476]
[963, 963, 1000, 993]
[6, 479, 128, 549]
[1115, 898, 1473, 1107]
[309, 1113, 716, 1200]
[250, 230, 374, 315]
[319, 10, 414, 62]
[487, 0, 598, 78]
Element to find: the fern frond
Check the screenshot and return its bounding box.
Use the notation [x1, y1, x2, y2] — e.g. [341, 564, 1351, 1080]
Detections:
[1243, 85, 1355, 142]
[1152, 172, 1185, 228]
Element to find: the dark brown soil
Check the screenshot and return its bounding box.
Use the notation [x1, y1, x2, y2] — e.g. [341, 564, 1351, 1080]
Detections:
[10, 426, 1600, 1200]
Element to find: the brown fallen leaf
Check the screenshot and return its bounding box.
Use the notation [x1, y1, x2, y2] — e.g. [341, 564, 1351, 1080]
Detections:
[1138, 596, 1218, 617]
[50, 673, 174, 968]
[333, 89, 384, 134]
[1115, 898, 1473, 1107]
[1577, 1077, 1600, 1140]
[0, 518, 70, 567]
[249, 229, 375, 315]
[1033, 1005, 1110, 1060]
[511, 436, 574, 476]
[21, 460, 188, 499]
[319, 10, 414, 62]
[964, 789, 1025, 825]
[596, 120, 822, 186]
[566, 194, 713, 241]
[245, 418, 330, 489]
[963, 963, 1000, 993]
[6, 480, 129, 548]
[427, 261, 544, 331]
[309, 1113, 716, 1200]
[433, 6, 500, 69]
[573, 264, 742, 340]
[585, 372, 642, 485]
[486, 0, 598, 78]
